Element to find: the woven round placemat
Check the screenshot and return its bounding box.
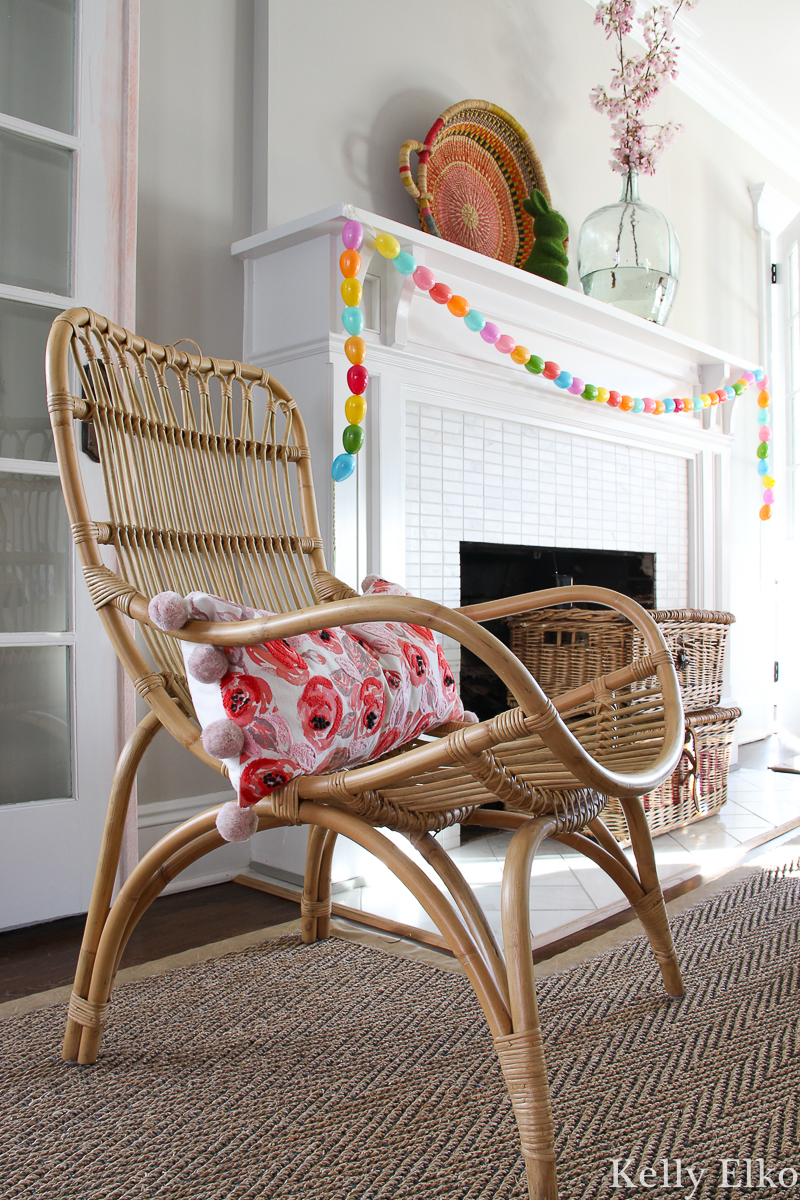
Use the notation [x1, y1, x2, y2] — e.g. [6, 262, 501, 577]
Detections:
[2, 867, 799, 1198]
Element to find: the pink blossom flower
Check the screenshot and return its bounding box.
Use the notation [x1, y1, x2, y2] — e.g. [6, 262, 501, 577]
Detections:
[592, 0, 697, 177]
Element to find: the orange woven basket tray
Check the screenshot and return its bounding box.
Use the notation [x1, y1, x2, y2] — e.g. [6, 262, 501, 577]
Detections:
[399, 99, 551, 268]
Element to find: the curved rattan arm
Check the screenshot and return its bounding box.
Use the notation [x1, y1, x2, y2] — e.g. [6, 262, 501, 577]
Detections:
[129, 590, 683, 800]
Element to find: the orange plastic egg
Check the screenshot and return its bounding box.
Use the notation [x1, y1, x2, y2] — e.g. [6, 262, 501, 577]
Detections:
[447, 295, 470, 318]
[510, 345, 531, 365]
[339, 249, 361, 278]
[620, 395, 634, 411]
[758, 391, 771, 408]
[345, 336, 366, 365]
[760, 504, 772, 521]
[654, 399, 665, 414]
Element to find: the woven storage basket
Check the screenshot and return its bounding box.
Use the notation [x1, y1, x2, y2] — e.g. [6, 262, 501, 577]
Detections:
[507, 607, 633, 703]
[631, 609, 735, 710]
[507, 606, 734, 708]
[601, 705, 741, 843]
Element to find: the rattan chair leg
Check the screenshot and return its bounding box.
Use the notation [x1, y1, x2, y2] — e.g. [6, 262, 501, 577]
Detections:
[411, 831, 510, 1011]
[500, 815, 560, 1200]
[316, 830, 338, 940]
[75, 808, 288, 1064]
[298, 802, 512, 1039]
[619, 797, 684, 997]
[302, 825, 331, 943]
[62, 710, 162, 1063]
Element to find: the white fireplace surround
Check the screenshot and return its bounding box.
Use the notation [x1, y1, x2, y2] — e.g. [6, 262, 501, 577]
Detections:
[229, 203, 756, 883]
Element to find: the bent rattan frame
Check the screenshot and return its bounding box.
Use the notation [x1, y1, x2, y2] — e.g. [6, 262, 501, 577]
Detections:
[46, 306, 687, 1200]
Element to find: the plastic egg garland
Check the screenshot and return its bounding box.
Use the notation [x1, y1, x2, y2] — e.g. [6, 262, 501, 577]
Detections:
[393, 251, 417, 275]
[413, 266, 436, 291]
[511, 345, 531, 365]
[496, 334, 516, 354]
[341, 306, 365, 336]
[345, 336, 366, 365]
[480, 322, 501, 344]
[331, 453, 356, 482]
[375, 233, 400, 259]
[430, 282, 452, 305]
[341, 278, 362, 307]
[347, 364, 368, 394]
[342, 423, 365, 454]
[464, 309, 486, 332]
[760, 504, 772, 520]
[341, 220, 364, 251]
[339, 250, 361, 278]
[345, 394, 367, 425]
[447, 295, 470, 318]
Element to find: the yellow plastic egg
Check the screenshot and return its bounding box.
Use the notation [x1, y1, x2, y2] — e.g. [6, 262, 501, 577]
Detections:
[341, 278, 362, 307]
[345, 394, 367, 424]
[596, 388, 609, 403]
[375, 233, 400, 259]
[763, 475, 776, 488]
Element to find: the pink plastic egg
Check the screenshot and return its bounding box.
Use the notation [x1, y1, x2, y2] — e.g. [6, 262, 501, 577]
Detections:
[342, 219, 364, 251]
[568, 377, 585, 395]
[763, 488, 775, 504]
[758, 426, 772, 442]
[495, 334, 515, 354]
[642, 397, 655, 413]
[413, 265, 436, 291]
[480, 322, 501, 344]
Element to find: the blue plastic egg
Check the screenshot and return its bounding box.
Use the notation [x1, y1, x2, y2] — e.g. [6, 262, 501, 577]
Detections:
[341, 306, 365, 336]
[393, 251, 418, 275]
[554, 371, 573, 389]
[463, 309, 486, 332]
[331, 453, 356, 482]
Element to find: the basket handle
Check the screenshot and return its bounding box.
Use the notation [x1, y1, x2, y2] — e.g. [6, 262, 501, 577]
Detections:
[398, 139, 442, 238]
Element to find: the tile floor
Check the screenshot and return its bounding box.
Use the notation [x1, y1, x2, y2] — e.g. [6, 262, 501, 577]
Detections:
[341, 749, 800, 949]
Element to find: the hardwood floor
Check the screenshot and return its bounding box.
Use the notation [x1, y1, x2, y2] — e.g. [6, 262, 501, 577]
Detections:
[0, 883, 299, 1003]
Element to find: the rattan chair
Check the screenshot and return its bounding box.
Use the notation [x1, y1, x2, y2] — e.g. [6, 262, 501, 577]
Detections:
[46, 307, 686, 1200]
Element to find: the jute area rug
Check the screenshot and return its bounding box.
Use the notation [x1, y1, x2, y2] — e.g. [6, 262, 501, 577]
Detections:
[2, 868, 799, 1200]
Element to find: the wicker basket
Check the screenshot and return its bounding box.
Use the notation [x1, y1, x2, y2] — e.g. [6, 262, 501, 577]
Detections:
[507, 606, 735, 709]
[601, 705, 741, 843]
[507, 608, 632, 702]
[631, 609, 735, 710]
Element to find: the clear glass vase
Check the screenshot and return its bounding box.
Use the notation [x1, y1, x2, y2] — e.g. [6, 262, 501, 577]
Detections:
[577, 171, 680, 325]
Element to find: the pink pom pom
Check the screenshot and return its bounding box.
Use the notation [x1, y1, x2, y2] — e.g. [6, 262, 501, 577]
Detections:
[187, 644, 229, 683]
[148, 591, 189, 631]
[495, 334, 515, 354]
[202, 719, 244, 759]
[758, 426, 772, 442]
[216, 800, 258, 843]
[461, 710, 479, 724]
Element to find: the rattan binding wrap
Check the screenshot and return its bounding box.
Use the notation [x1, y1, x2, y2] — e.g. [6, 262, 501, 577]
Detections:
[603, 706, 742, 843]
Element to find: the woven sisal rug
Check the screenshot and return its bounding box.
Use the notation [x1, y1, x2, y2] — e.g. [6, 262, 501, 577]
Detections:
[2, 868, 799, 1199]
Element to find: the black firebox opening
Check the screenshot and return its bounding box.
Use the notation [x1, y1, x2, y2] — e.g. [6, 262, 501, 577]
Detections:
[459, 542, 655, 722]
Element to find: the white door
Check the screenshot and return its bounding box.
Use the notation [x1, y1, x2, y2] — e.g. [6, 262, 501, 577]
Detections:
[773, 210, 800, 746]
[0, 0, 137, 928]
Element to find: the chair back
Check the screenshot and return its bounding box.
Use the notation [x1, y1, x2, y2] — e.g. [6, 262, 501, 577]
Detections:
[46, 307, 331, 745]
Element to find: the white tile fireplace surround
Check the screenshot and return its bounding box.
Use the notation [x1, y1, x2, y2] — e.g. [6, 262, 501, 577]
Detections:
[230, 204, 757, 893]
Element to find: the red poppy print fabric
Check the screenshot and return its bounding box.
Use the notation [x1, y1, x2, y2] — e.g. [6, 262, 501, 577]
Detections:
[180, 577, 468, 808]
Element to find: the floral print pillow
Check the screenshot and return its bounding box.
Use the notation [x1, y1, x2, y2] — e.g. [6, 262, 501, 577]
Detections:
[181, 577, 467, 808]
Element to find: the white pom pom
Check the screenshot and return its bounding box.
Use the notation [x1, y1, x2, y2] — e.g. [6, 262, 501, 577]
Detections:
[216, 800, 258, 843]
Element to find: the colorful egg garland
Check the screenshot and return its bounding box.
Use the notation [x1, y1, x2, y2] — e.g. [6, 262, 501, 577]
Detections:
[332, 221, 775, 519]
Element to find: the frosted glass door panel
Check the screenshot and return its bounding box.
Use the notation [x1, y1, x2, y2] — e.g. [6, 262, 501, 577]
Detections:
[0, 645, 71, 805]
[0, 473, 69, 633]
[0, 299, 58, 461]
[0, 129, 72, 294]
[0, 0, 76, 134]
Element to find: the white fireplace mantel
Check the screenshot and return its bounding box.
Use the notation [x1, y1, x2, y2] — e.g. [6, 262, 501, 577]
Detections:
[233, 204, 757, 615]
